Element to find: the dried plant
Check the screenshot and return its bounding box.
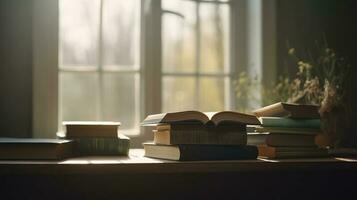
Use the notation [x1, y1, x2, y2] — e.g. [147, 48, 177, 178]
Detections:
[235, 42, 351, 114]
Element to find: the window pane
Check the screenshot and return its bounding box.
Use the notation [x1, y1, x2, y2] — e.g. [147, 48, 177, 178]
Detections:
[162, 76, 196, 112]
[59, 0, 100, 67]
[102, 73, 139, 131]
[102, 0, 140, 69]
[60, 72, 99, 121]
[162, 0, 196, 73]
[198, 77, 225, 112]
[199, 3, 230, 73]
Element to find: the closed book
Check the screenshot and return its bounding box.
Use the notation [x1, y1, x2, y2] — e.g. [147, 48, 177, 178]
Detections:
[252, 126, 321, 135]
[154, 123, 247, 145]
[253, 102, 320, 118]
[143, 143, 258, 161]
[63, 121, 121, 138]
[74, 134, 130, 156]
[258, 145, 329, 159]
[247, 133, 326, 147]
[0, 138, 73, 160]
[258, 117, 321, 129]
[153, 129, 247, 145]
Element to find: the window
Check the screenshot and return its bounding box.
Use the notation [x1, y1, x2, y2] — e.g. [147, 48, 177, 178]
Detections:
[33, 0, 275, 141]
[161, 0, 232, 112]
[59, 0, 141, 134]
[59, 0, 234, 136]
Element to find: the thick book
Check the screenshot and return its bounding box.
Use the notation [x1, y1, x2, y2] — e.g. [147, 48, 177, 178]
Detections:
[0, 138, 73, 160]
[253, 102, 320, 118]
[153, 123, 247, 145]
[143, 143, 258, 161]
[247, 133, 321, 147]
[258, 117, 321, 129]
[141, 111, 260, 126]
[63, 121, 121, 138]
[153, 129, 247, 145]
[74, 134, 130, 156]
[258, 145, 329, 159]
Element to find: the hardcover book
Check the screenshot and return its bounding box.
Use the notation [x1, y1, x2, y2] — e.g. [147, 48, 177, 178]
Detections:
[258, 117, 321, 129]
[153, 129, 247, 145]
[74, 134, 130, 156]
[258, 145, 329, 159]
[143, 143, 258, 161]
[247, 133, 323, 147]
[63, 121, 121, 138]
[0, 138, 73, 160]
[141, 111, 260, 126]
[252, 126, 321, 135]
[253, 102, 320, 119]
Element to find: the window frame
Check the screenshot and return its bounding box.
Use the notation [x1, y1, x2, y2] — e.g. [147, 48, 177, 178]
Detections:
[32, 0, 276, 148]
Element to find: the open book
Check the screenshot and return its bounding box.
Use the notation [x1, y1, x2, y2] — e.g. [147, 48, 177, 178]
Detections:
[141, 111, 260, 126]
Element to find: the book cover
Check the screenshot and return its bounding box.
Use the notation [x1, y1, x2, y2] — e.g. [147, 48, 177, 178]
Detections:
[258, 117, 321, 129]
[252, 126, 321, 135]
[253, 102, 320, 119]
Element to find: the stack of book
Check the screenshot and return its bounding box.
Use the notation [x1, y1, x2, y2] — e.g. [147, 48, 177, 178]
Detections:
[141, 111, 261, 161]
[248, 102, 329, 159]
[59, 121, 130, 156]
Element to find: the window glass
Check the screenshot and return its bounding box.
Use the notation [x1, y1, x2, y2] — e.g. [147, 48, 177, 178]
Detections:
[162, 0, 196, 73]
[102, 73, 139, 131]
[59, 0, 141, 135]
[102, 0, 140, 69]
[60, 72, 99, 120]
[59, 0, 100, 67]
[199, 3, 230, 73]
[162, 76, 196, 112]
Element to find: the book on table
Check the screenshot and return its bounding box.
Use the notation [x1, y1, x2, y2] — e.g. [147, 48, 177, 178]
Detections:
[153, 123, 247, 145]
[63, 121, 121, 138]
[141, 111, 261, 126]
[253, 102, 320, 119]
[143, 143, 258, 161]
[61, 121, 129, 156]
[0, 138, 73, 160]
[257, 145, 328, 159]
[247, 132, 325, 147]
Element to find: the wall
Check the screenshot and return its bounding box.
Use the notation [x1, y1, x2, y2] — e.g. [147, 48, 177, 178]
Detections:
[0, 0, 33, 137]
[276, 0, 357, 145]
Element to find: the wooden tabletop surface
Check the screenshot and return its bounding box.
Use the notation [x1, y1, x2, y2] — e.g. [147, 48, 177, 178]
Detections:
[0, 149, 356, 175]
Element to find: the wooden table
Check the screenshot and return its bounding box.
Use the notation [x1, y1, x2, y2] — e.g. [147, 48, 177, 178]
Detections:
[1, 149, 356, 199]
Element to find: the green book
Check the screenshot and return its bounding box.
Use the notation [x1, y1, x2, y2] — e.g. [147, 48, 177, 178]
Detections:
[259, 117, 321, 129]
